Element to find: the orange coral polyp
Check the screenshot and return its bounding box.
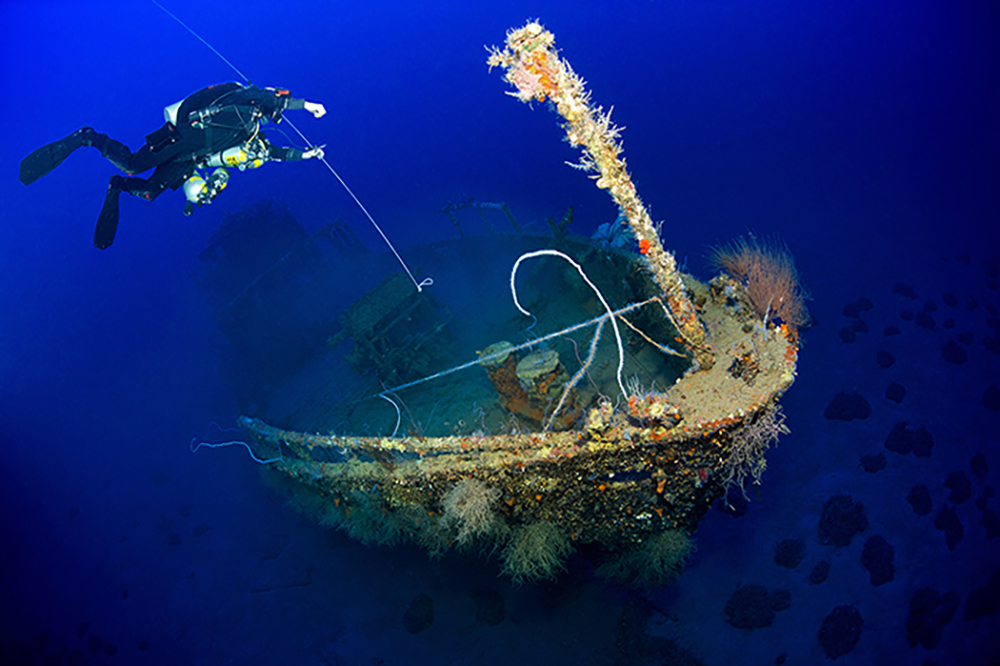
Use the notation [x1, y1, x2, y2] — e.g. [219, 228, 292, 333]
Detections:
[489, 19, 715, 369]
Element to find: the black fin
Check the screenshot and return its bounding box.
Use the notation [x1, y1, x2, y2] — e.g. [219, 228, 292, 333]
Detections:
[94, 180, 121, 250]
[19, 127, 93, 186]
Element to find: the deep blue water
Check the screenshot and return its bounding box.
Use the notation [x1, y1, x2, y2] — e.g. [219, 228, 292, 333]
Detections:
[2, 1, 998, 664]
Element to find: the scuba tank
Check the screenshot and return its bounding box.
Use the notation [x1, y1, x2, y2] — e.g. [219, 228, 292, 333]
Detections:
[206, 143, 266, 170]
[163, 98, 183, 126]
[183, 167, 229, 216]
[181, 126, 269, 215]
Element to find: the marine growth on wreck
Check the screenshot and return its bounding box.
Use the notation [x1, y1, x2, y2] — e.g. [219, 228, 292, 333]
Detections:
[229, 21, 805, 585]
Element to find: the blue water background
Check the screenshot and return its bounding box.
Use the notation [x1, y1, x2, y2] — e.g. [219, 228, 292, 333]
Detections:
[2, 0, 997, 664]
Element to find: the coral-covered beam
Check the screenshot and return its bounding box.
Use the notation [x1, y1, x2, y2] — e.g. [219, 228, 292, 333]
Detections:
[488, 21, 714, 369]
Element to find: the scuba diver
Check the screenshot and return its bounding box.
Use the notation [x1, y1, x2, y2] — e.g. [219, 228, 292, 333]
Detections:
[18, 82, 327, 249]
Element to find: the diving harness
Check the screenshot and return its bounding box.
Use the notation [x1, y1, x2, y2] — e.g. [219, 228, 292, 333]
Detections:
[182, 118, 269, 216]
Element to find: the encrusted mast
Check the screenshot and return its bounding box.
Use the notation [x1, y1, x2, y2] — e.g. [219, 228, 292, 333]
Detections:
[211, 21, 802, 586]
[488, 21, 714, 369]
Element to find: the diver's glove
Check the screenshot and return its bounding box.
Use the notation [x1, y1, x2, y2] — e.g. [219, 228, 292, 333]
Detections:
[304, 101, 326, 118]
[303, 145, 325, 160]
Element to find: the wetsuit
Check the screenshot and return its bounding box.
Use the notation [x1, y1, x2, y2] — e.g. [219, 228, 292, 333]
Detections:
[94, 82, 310, 201]
[19, 82, 317, 249]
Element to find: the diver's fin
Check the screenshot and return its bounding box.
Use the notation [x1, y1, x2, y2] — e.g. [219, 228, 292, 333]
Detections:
[19, 127, 96, 186]
[94, 177, 122, 250]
